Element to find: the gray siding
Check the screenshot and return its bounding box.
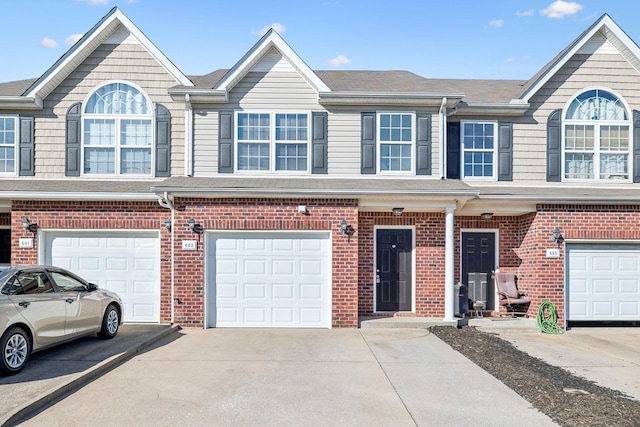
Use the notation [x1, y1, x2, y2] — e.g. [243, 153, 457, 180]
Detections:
[32, 40, 185, 178]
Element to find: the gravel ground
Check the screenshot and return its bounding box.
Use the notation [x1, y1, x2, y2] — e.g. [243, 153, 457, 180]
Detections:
[430, 326, 640, 427]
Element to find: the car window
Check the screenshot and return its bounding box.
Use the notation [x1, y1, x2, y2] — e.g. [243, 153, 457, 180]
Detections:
[1, 271, 54, 295]
[50, 271, 87, 292]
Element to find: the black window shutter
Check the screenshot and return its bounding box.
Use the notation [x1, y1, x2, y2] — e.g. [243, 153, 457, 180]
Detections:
[361, 112, 376, 174]
[415, 113, 431, 175]
[18, 116, 35, 176]
[446, 121, 460, 179]
[218, 111, 234, 173]
[155, 104, 171, 177]
[311, 112, 328, 174]
[547, 109, 562, 182]
[497, 122, 513, 181]
[634, 110, 640, 183]
[65, 102, 82, 177]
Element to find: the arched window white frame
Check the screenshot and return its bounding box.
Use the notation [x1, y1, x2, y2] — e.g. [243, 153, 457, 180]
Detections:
[563, 88, 631, 181]
[82, 82, 154, 175]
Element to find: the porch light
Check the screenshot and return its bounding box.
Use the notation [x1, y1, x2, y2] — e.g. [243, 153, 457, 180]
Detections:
[339, 219, 355, 241]
[392, 207, 404, 216]
[551, 227, 563, 244]
[164, 218, 172, 233]
[187, 218, 204, 234]
[481, 213, 493, 221]
[21, 217, 38, 234]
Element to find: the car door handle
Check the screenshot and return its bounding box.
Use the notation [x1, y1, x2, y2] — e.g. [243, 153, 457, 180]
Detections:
[65, 298, 75, 304]
[18, 301, 30, 308]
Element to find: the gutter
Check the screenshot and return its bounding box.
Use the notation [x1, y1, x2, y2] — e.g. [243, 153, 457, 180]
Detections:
[0, 96, 43, 110]
[0, 192, 158, 201]
[184, 94, 193, 176]
[439, 98, 447, 179]
[157, 193, 176, 325]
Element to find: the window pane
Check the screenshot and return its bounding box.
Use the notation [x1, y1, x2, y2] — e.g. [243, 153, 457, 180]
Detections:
[0, 117, 16, 173]
[380, 143, 411, 171]
[237, 113, 270, 141]
[84, 119, 116, 146]
[565, 153, 593, 179]
[121, 120, 152, 146]
[84, 147, 115, 174]
[275, 114, 307, 142]
[566, 89, 627, 121]
[600, 154, 628, 179]
[238, 143, 269, 170]
[121, 148, 151, 174]
[600, 125, 629, 151]
[379, 113, 412, 142]
[85, 82, 150, 115]
[275, 143, 307, 171]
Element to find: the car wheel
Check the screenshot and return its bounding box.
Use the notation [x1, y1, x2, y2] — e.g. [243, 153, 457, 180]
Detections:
[0, 327, 31, 375]
[98, 304, 119, 339]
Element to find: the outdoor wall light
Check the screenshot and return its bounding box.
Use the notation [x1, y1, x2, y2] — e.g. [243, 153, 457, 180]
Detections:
[164, 218, 172, 233]
[187, 218, 204, 234]
[392, 207, 404, 216]
[481, 212, 493, 221]
[551, 226, 563, 244]
[340, 219, 355, 241]
[298, 205, 309, 215]
[21, 217, 38, 234]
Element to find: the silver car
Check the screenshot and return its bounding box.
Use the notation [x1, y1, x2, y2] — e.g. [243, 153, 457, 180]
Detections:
[0, 265, 123, 375]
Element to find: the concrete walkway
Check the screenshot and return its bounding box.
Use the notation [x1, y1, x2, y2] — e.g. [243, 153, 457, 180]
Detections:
[17, 328, 555, 426]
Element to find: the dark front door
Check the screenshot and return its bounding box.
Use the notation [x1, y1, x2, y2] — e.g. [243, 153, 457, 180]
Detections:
[462, 232, 496, 310]
[376, 229, 412, 311]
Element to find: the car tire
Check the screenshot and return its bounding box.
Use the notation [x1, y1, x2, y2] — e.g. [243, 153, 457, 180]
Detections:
[98, 304, 119, 339]
[0, 327, 31, 375]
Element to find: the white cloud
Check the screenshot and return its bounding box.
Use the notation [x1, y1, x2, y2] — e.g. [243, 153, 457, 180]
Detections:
[505, 57, 517, 63]
[65, 34, 84, 46]
[516, 9, 535, 17]
[75, 0, 111, 4]
[540, 1, 583, 18]
[41, 38, 59, 48]
[489, 19, 504, 28]
[250, 23, 286, 37]
[327, 54, 351, 67]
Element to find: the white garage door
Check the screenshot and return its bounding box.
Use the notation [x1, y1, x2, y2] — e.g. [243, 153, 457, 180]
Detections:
[44, 232, 160, 323]
[567, 245, 640, 321]
[208, 232, 331, 328]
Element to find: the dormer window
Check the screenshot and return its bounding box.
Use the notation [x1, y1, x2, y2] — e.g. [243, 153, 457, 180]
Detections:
[83, 82, 153, 175]
[563, 89, 630, 180]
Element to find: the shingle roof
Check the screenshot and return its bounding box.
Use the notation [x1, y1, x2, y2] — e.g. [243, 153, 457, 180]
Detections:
[0, 79, 38, 97]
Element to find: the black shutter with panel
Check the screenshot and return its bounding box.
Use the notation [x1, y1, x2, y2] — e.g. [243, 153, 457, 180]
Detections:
[415, 113, 432, 175]
[446, 121, 460, 179]
[497, 122, 513, 181]
[361, 112, 376, 174]
[547, 109, 562, 182]
[65, 102, 82, 177]
[218, 111, 234, 173]
[633, 110, 640, 182]
[155, 104, 171, 177]
[311, 112, 328, 174]
[18, 116, 35, 176]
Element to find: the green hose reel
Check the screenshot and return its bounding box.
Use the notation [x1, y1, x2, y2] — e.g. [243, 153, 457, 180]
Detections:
[537, 301, 563, 334]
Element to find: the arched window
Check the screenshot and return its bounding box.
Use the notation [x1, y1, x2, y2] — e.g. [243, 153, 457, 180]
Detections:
[83, 82, 153, 175]
[564, 89, 630, 180]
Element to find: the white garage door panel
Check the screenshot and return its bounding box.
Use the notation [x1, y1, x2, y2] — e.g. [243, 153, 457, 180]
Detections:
[45, 232, 160, 323]
[568, 246, 640, 321]
[209, 233, 331, 328]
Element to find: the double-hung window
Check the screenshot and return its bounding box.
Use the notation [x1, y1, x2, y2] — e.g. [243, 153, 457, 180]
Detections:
[378, 112, 414, 173]
[83, 82, 153, 175]
[563, 89, 630, 181]
[236, 112, 309, 172]
[0, 116, 17, 175]
[462, 121, 496, 179]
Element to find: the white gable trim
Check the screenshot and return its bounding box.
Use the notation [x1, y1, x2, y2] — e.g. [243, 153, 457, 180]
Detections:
[522, 15, 640, 103]
[25, 7, 192, 100]
[214, 29, 331, 95]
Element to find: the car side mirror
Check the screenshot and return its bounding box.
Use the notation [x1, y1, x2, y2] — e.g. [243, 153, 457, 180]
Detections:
[87, 283, 98, 292]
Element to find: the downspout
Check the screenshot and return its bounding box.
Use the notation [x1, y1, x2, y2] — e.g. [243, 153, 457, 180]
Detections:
[439, 98, 447, 179]
[157, 192, 175, 324]
[185, 94, 193, 177]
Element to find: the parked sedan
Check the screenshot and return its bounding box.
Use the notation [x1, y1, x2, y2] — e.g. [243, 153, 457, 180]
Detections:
[0, 265, 123, 375]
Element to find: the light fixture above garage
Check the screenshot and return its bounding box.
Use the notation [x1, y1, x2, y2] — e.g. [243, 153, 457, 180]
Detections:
[392, 207, 404, 216]
[164, 218, 172, 233]
[21, 217, 38, 234]
[551, 226, 563, 244]
[481, 213, 493, 221]
[187, 218, 204, 234]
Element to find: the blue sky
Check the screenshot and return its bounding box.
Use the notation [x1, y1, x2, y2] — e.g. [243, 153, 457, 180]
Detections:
[1, 0, 639, 83]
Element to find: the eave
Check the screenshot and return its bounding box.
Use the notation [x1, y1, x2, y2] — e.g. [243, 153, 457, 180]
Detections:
[318, 92, 464, 107]
[168, 88, 227, 103]
[0, 97, 43, 110]
[453, 102, 530, 117]
[0, 192, 157, 201]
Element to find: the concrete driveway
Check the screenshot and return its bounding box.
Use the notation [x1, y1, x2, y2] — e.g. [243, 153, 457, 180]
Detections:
[16, 328, 555, 426]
